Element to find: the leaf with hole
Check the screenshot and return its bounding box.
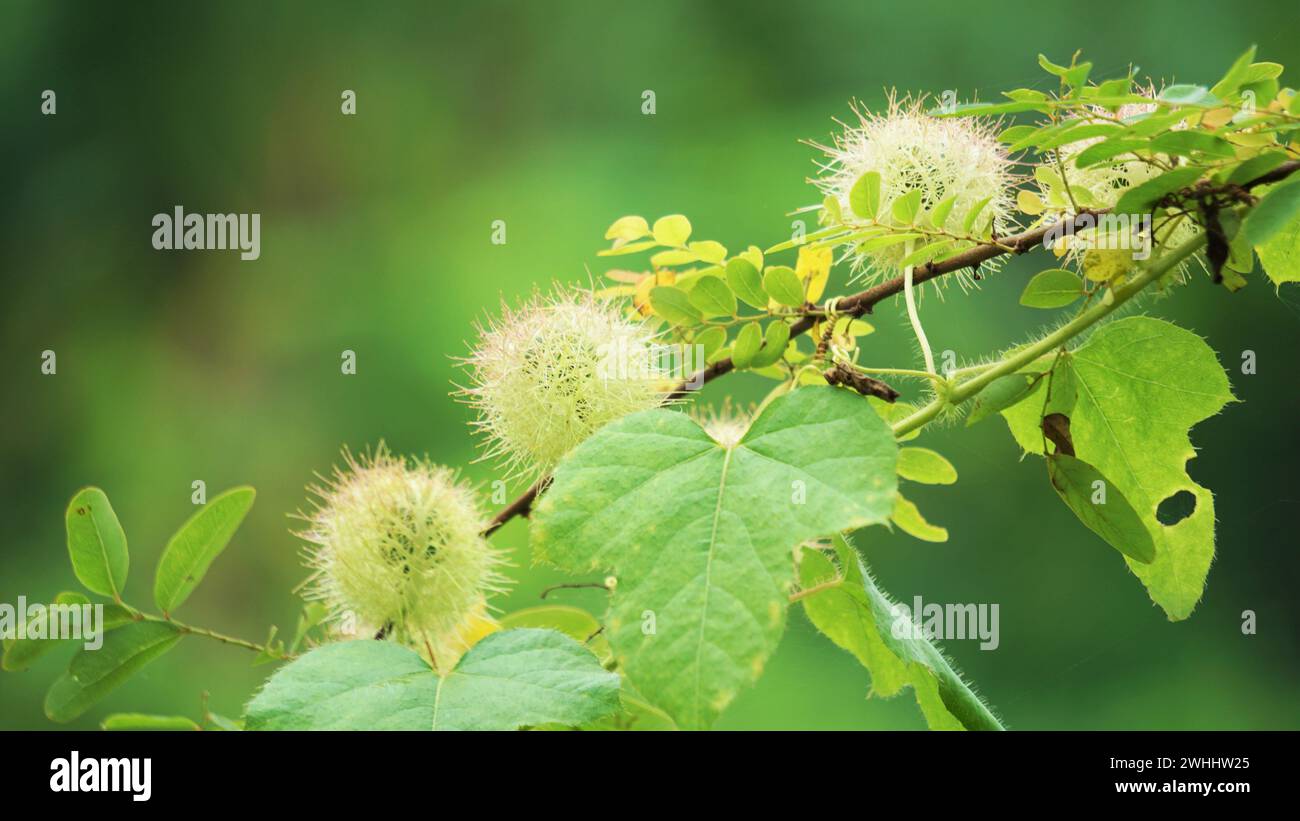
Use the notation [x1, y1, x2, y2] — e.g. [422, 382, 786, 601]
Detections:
[1001, 317, 1234, 618]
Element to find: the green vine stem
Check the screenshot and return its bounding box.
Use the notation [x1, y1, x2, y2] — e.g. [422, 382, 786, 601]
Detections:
[892, 231, 1208, 437]
[484, 161, 1299, 535]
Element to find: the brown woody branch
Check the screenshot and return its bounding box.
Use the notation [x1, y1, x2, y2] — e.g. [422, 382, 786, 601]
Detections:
[481, 160, 1300, 537]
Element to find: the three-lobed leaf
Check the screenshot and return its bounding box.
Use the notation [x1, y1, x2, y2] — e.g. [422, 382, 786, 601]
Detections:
[244, 629, 619, 731]
[531, 387, 899, 728]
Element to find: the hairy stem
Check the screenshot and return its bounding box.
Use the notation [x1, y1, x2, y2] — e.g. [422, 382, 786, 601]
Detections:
[892, 232, 1207, 438]
[122, 603, 292, 659]
[483, 160, 1296, 536]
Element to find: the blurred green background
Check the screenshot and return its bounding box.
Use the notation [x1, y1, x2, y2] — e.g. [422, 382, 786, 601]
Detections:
[2, 0, 1297, 730]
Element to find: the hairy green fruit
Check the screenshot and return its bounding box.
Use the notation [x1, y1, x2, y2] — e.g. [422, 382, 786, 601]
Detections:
[298, 446, 506, 668]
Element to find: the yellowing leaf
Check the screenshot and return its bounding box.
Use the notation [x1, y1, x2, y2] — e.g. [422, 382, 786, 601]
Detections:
[1017, 190, 1045, 216]
[633, 270, 675, 316]
[652, 214, 692, 247]
[689, 240, 728, 264]
[795, 246, 833, 303]
[651, 249, 697, 267]
[604, 215, 650, 242]
[892, 494, 949, 542]
[896, 448, 957, 485]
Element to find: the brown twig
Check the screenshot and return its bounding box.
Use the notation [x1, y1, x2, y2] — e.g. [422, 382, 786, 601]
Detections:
[479, 161, 1300, 537]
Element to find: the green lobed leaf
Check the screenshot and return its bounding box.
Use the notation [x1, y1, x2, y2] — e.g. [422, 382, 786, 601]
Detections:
[799, 536, 1001, 730]
[65, 487, 129, 599]
[154, 486, 255, 614]
[45, 621, 184, 723]
[1000, 317, 1235, 619]
[244, 628, 619, 731]
[531, 387, 899, 728]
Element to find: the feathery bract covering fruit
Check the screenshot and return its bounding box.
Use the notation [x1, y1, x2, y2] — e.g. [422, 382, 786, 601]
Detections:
[463, 290, 670, 477]
[815, 96, 1017, 285]
[297, 446, 506, 669]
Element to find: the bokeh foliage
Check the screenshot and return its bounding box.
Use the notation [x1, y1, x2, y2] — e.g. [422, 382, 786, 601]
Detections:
[1, 0, 1297, 729]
